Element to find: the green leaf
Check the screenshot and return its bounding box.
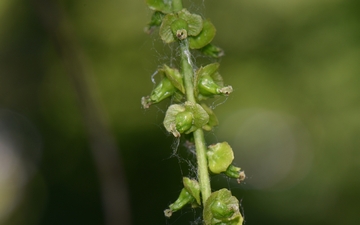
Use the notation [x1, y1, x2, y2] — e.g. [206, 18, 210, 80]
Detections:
[178, 9, 203, 36]
[159, 13, 178, 43]
[161, 65, 185, 93]
[146, 0, 173, 13]
[207, 142, 234, 174]
[183, 177, 201, 205]
[189, 19, 216, 49]
[163, 104, 186, 137]
[204, 189, 244, 225]
[201, 103, 219, 131]
[196, 63, 220, 78]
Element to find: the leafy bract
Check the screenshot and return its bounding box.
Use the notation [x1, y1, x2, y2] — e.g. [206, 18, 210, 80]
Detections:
[207, 142, 234, 174]
[189, 19, 216, 49]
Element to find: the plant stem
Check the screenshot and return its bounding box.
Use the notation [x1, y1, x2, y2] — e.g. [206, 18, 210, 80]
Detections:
[193, 129, 211, 204]
[180, 40, 211, 204]
[172, 0, 183, 12]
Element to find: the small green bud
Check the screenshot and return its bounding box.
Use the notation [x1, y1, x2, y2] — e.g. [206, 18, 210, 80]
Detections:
[204, 189, 244, 225]
[199, 43, 224, 58]
[164, 188, 195, 218]
[207, 142, 234, 174]
[175, 111, 193, 133]
[225, 165, 246, 183]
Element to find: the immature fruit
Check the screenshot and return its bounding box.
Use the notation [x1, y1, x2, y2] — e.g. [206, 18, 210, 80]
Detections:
[175, 111, 193, 133]
[171, 18, 188, 40]
[195, 63, 233, 100]
[141, 77, 177, 108]
[160, 9, 203, 43]
[164, 188, 195, 218]
[204, 189, 243, 225]
[163, 102, 209, 137]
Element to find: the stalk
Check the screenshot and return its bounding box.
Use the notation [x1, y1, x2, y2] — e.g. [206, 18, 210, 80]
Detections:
[180, 40, 211, 204]
[172, 0, 183, 12]
[143, 0, 245, 223]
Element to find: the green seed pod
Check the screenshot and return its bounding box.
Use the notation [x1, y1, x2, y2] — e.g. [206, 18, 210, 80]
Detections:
[175, 111, 193, 133]
[198, 75, 221, 96]
[207, 142, 234, 174]
[195, 63, 233, 100]
[150, 77, 176, 102]
[183, 177, 201, 205]
[141, 77, 177, 108]
[204, 189, 244, 225]
[164, 188, 195, 218]
[189, 19, 216, 49]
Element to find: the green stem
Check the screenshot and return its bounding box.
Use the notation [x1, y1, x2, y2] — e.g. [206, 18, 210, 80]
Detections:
[172, 0, 183, 12]
[180, 40, 211, 204]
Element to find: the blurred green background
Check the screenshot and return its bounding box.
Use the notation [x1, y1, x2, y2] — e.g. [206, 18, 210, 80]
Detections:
[1, 0, 360, 224]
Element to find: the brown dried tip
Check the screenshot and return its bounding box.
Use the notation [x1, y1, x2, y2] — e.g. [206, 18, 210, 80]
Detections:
[141, 96, 151, 109]
[237, 171, 246, 184]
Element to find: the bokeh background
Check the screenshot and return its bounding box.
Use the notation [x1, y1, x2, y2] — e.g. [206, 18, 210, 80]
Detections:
[1, 0, 360, 224]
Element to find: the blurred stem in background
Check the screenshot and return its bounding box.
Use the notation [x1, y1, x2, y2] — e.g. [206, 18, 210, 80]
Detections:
[31, 0, 131, 225]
